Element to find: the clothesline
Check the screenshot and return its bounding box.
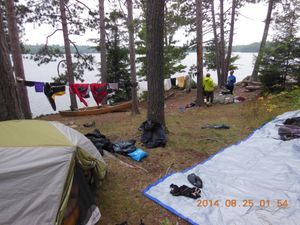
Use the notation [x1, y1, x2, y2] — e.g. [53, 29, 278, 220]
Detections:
[17, 78, 119, 111]
[16, 75, 190, 111]
[16, 77, 119, 90]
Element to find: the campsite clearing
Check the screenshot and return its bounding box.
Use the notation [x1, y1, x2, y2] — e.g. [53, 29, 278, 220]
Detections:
[40, 85, 300, 225]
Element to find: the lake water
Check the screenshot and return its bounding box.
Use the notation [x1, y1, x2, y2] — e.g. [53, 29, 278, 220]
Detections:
[22, 52, 257, 117]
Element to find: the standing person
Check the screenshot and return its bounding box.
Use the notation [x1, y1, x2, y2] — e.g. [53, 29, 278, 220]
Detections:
[203, 73, 215, 104]
[226, 70, 236, 94]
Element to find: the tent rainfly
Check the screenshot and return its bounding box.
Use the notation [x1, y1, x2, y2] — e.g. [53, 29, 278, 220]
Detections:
[0, 120, 107, 225]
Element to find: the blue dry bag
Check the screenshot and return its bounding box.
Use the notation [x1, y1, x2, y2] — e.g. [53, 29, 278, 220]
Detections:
[128, 148, 148, 161]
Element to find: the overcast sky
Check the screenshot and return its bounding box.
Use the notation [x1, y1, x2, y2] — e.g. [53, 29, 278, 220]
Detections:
[22, 1, 270, 46]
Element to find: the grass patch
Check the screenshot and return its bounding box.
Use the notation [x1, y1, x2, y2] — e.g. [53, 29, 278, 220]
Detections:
[42, 88, 300, 225]
[95, 89, 300, 225]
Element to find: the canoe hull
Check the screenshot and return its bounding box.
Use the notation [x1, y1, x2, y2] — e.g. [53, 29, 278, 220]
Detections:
[59, 101, 132, 117]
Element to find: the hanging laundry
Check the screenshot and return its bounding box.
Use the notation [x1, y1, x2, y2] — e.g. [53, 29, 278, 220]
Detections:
[164, 79, 172, 91]
[24, 80, 35, 87]
[90, 83, 108, 106]
[138, 81, 148, 92]
[170, 78, 176, 86]
[108, 83, 119, 90]
[34, 82, 44, 92]
[176, 76, 185, 88]
[44, 83, 66, 111]
[51, 82, 66, 86]
[69, 84, 90, 107]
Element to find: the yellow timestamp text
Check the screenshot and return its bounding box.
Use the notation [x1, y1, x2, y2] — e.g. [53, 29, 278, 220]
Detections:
[197, 199, 288, 208]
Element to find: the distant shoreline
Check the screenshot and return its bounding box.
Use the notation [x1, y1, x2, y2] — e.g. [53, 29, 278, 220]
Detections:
[23, 42, 261, 54]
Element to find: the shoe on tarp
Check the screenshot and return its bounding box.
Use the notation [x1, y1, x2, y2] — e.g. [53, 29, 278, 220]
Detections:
[187, 173, 203, 188]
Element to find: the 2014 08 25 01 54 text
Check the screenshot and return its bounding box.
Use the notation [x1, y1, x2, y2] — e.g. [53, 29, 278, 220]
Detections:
[197, 199, 289, 208]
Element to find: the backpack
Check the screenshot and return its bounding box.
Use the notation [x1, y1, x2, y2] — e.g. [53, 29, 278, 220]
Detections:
[138, 120, 167, 148]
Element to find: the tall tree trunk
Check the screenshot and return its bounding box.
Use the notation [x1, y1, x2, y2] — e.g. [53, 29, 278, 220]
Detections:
[219, 0, 226, 86]
[251, 0, 274, 80]
[59, 0, 77, 110]
[224, 0, 237, 82]
[146, 0, 165, 126]
[127, 0, 140, 114]
[0, 10, 24, 121]
[164, 1, 168, 46]
[99, 0, 107, 83]
[211, 0, 221, 87]
[5, 0, 31, 119]
[195, 0, 204, 106]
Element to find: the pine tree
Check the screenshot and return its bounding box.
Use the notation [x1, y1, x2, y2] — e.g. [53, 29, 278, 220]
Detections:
[26, 0, 98, 110]
[106, 9, 131, 103]
[195, 0, 204, 106]
[146, 0, 165, 126]
[0, 8, 24, 121]
[251, 0, 276, 80]
[259, 0, 300, 91]
[204, 0, 243, 86]
[127, 0, 140, 114]
[5, 0, 32, 118]
[99, 0, 108, 84]
[58, 0, 77, 109]
[136, 0, 187, 79]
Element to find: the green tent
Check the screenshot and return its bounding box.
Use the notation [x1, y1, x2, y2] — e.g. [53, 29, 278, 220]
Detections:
[0, 120, 106, 225]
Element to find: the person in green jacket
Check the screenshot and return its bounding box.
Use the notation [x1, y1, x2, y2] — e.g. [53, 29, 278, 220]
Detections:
[203, 73, 215, 104]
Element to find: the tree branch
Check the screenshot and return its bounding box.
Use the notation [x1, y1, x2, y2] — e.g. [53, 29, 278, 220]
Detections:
[118, 0, 127, 18]
[69, 39, 88, 63]
[57, 59, 66, 76]
[73, 0, 92, 12]
[203, 27, 214, 36]
[64, 2, 72, 18]
[45, 29, 63, 46]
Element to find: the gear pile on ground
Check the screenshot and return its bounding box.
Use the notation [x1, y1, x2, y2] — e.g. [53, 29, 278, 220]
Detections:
[278, 117, 300, 141]
[139, 120, 167, 148]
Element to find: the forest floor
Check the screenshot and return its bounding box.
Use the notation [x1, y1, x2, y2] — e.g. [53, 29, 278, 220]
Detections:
[41, 84, 300, 225]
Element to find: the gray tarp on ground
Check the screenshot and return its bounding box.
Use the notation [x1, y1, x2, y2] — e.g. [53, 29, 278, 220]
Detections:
[144, 110, 300, 225]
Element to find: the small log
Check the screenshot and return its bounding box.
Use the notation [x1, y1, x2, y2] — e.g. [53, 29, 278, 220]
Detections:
[245, 85, 263, 91]
[104, 150, 149, 173]
[165, 91, 175, 100]
[165, 162, 174, 176]
[241, 80, 262, 87]
[247, 81, 262, 86]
